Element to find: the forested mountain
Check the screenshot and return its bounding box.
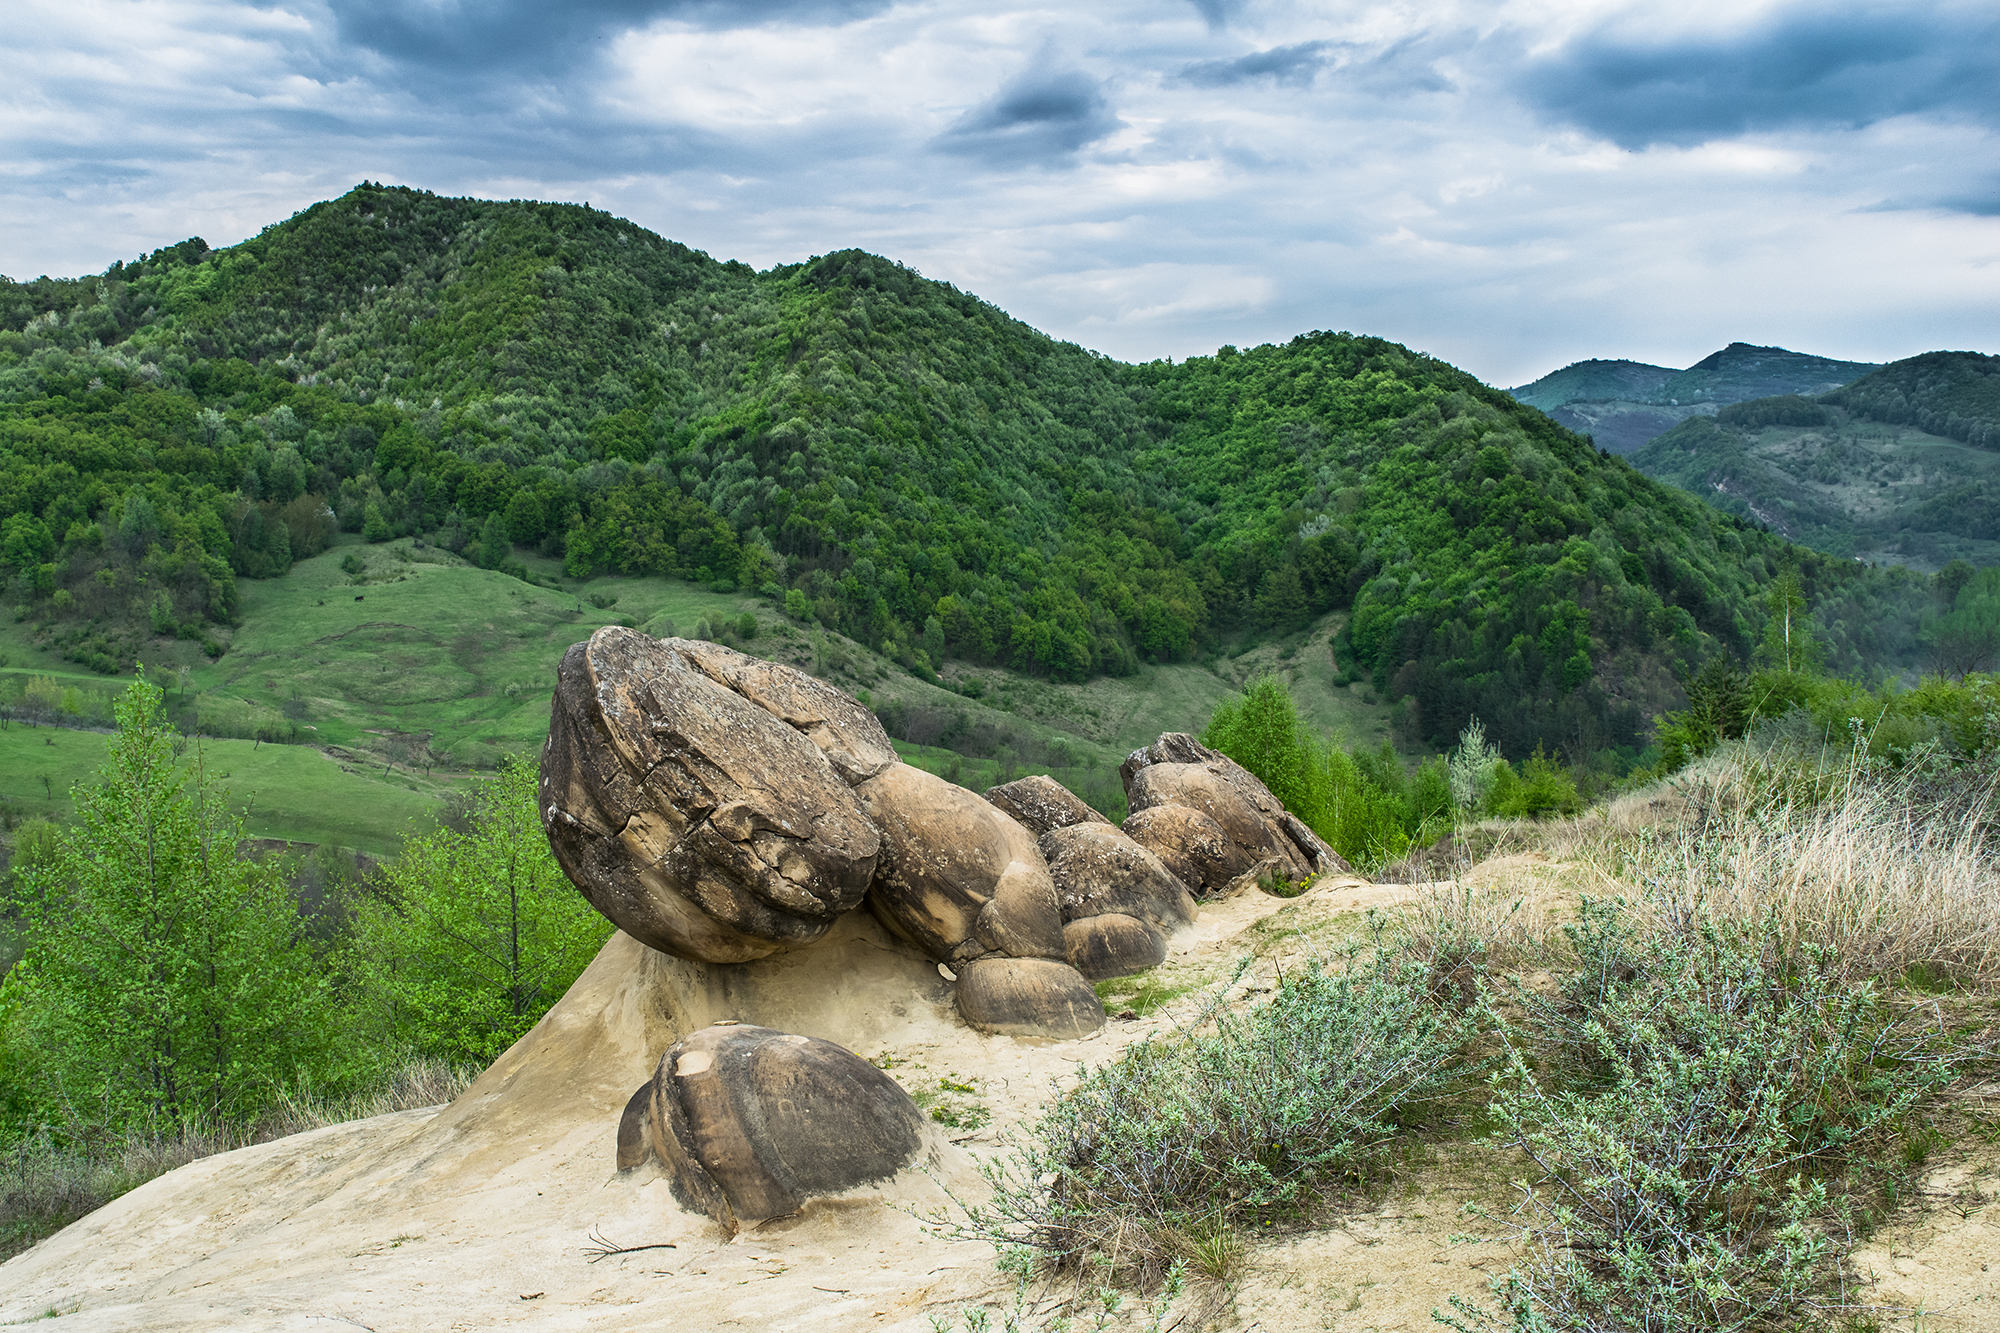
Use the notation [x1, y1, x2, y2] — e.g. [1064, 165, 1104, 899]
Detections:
[0, 185, 1929, 760]
[1824, 351, 2000, 449]
[1511, 343, 1878, 453]
[1630, 355, 2000, 571]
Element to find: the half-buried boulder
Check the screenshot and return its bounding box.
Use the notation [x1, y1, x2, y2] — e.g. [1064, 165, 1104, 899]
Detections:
[982, 774, 1109, 838]
[1062, 913, 1165, 981]
[954, 958, 1107, 1039]
[620, 1021, 929, 1234]
[542, 627, 881, 962]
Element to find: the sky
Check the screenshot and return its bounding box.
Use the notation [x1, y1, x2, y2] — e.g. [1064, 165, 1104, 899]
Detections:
[3, 0, 1997, 387]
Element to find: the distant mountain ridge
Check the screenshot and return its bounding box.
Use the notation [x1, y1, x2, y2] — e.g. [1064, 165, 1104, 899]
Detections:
[1511, 342, 1880, 453]
[1623, 350, 2000, 572]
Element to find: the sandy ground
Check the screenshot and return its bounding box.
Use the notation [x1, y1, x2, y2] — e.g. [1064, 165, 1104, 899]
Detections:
[2, 873, 1993, 1332]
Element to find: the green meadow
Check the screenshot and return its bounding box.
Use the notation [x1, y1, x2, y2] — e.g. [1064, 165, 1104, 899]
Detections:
[0, 723, 448, 855]
[1, 537, 1398, 854]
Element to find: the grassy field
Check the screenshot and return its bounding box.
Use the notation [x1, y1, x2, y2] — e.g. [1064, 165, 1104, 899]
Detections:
[0, 724, 453, 855]
[0, 536, 1401, 853]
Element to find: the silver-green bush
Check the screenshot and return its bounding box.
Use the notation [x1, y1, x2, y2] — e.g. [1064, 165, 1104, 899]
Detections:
[1442, 903, 1949, 1333]
[967, 950, 1475, 1284]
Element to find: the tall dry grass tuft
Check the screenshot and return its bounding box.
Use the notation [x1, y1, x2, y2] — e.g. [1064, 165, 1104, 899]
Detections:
[0, 1057, 476, 1261]
[1621, 752, 2000, 988]
[261, 1057, 476, 1138]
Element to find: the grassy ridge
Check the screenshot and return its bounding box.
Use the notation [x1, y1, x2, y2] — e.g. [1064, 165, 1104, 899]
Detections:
[0, 724, 445, 854]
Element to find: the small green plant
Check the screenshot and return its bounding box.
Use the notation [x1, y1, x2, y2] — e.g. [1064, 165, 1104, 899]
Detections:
[914, 1074, 991, 1131]
[586, 592, 618, 610]
[339, 552, 364, 577]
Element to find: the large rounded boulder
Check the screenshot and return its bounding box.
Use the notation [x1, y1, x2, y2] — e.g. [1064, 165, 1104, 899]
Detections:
[542, 628, 881, 962]
[1122, 733, 1351, 880]
[1121, 803, 1253, 899]
[619, 1022, 928, 1233]
[857, 763, 1104, 1035]
[1039, 823, 1197, 935]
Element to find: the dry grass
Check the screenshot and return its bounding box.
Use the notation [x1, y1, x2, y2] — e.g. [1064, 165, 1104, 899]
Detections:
[1397, 746, 2000, 993]
[1619, 753, 2000, 989]
[0, 1057, 475, 1261]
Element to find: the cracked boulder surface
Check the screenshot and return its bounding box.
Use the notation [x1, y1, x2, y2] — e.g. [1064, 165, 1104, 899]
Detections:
[541, 627, 883, 963]
[619, 1022, 929, 1235]
[1122, 733, 1352, 882]
[981, 774, 1109, 838]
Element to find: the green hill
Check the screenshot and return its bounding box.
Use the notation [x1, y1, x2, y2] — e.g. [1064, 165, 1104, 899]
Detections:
[1823, 351, 2000, 449]
[0, 185, 1931, 774]
[1629, 367, 2000, 572]
[1511, 343, 1879, 454]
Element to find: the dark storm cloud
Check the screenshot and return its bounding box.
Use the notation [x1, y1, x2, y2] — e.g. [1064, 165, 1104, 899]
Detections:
[1173, 41, 1333, 89]
[328, 0, 890, 74]
[939, 66, 1122, 165]
[1516, 6, 2000, 148]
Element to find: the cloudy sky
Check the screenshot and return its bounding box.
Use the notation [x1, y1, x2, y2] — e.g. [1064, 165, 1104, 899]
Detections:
[3, 0, 1997, 386]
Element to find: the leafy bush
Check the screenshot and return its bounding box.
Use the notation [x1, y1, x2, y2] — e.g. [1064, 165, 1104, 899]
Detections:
[1487, 744, 1583, 820]
[1203, 677, 1454, 869]
[965, 950, 1473, 1285]
[1444, 902, 1949, 1333]
[341, 757, 611, 1067]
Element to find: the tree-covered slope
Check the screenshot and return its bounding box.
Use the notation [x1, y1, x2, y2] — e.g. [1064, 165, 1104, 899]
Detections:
[1509, 358, 1674, 412]
[1630, 390, 2000, 572]
[0, 184, 1929, 760]
[1824, 351, 2000, 450]
[1510, 343, 1879, 455]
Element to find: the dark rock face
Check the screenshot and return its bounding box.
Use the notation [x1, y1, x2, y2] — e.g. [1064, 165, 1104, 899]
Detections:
[1120, 804, 1251, 899]
[1062, 914, 1167, 981]
[983, 775, 1109, 838]
[953, 958, 1106, 1039]
[620, 1022, 927, 1233]
[542, 629, 881, 962]
[1121, 733, 1351, 880]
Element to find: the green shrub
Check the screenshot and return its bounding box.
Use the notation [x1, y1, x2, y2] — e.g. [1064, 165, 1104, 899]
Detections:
[1443, 902, 1948, 1333]
[966, 950, 1473, 1285]
[1488, 744, 1582, 820]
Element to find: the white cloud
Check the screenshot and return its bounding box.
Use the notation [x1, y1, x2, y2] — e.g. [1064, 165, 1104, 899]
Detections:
[0, 0, 1995, 385]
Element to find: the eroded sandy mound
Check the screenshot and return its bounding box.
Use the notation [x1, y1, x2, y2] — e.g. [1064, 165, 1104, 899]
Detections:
[10, 875, 1990, 1332]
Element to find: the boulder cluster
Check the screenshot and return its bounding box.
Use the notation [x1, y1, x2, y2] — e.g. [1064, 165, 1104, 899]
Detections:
[541, 627, 1347, 1040]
